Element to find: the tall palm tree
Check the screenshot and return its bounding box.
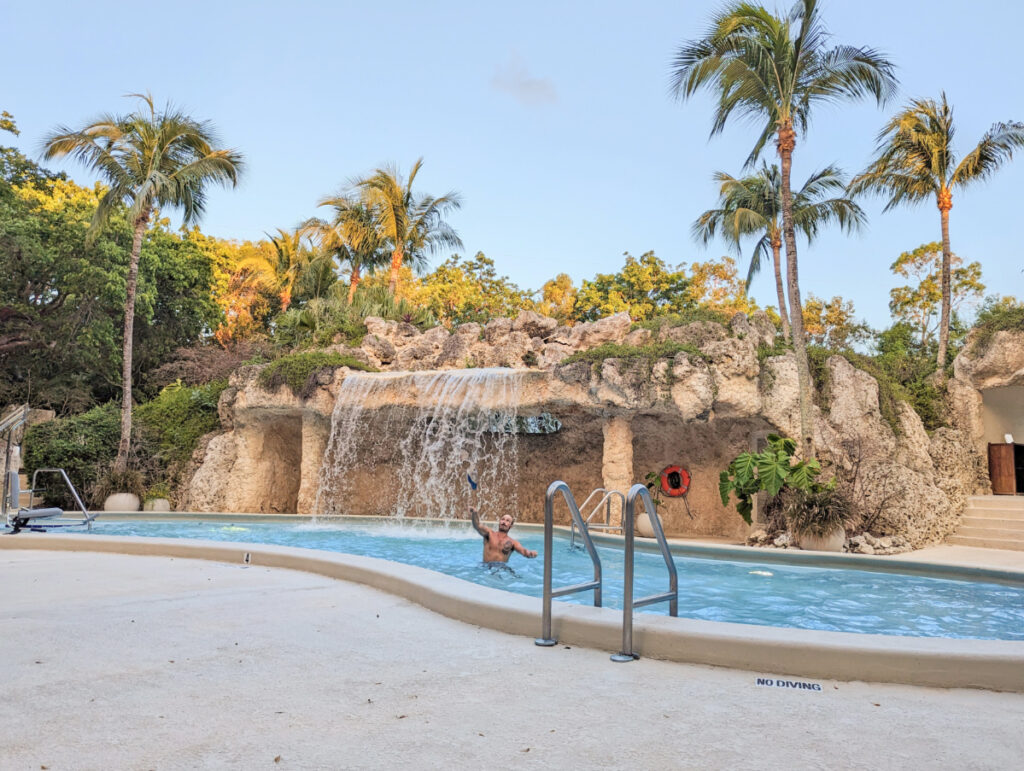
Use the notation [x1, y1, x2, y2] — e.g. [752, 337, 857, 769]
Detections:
[303, 196, 389, 302]
[670, 0, 896, 455]
[850, 93, 1024, 369]
[42, 93, 243, 473]
[693, 163, 865, 340]
[352, 158, 462, 295]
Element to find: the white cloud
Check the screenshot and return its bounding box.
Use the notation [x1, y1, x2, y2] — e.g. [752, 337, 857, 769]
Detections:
[491, 52, 557, 108]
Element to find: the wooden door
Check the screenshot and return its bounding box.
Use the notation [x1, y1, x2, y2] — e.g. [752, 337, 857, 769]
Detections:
[989, 443, 1017, 494]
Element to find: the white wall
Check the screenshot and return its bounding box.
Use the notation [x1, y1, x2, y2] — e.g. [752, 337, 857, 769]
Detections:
[981, 386, 1024, 444]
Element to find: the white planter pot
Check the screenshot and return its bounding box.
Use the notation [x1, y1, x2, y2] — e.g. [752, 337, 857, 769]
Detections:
[635, 512, 656, 538]
[103, 492, 140, 512]
[798, 528, 846, 552]
[143, 498, 171, 512]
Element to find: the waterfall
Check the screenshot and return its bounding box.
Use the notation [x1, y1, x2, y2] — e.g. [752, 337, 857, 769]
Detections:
[314, 368, 529, 520]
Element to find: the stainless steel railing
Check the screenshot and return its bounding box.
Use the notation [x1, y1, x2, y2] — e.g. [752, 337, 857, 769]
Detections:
[569, 488, 626, 548]
[30, 468, 96, 528]
[610, 484, 678, 662]
[535, 481, 603, 647]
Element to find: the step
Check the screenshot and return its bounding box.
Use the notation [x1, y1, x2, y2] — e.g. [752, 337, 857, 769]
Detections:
[956, 526, 1024, 540]
[946, 535, 1024, 551]
[967, 496, 1024, 510]
[958, 511, 1024, 524]
[961, 516, 1024, 531]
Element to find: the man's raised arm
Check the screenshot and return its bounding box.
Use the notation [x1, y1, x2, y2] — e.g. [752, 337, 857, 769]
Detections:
[469, 507, 489, 538]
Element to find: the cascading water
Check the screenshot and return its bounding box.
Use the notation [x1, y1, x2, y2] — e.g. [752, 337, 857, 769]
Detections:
[315, 368, 555, 520]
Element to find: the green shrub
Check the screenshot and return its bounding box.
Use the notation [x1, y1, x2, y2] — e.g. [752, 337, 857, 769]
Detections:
[91, 468, 146, 504]
[970, 296, 1024, 354]
[560, 340, 707, 367]
[806, 344, 944, 435]
[22, 403, 121, 507]
[135, 379, 228, 464]
[257, 351, 376, 397]
[632, 308, 734, 333]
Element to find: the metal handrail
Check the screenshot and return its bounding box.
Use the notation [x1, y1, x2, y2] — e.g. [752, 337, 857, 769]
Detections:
[569, 488, 625, 548]
[27, 468, 96, 529]
[611, 484, 678, 662]
[535, 480, 603, 647]
[0, 405, 30, 436]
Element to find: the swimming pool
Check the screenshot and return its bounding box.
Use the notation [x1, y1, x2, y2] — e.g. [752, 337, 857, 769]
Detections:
[79, 518, 1024, 641]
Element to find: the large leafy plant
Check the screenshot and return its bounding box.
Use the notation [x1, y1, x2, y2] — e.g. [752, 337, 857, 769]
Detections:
[719, 434, 826, 525]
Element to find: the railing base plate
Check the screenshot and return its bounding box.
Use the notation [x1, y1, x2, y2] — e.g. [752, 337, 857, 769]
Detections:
[610, 652, 639, 662]
[534, 638, 557, 647]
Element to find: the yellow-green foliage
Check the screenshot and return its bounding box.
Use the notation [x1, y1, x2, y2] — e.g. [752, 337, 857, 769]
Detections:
[257, 351, 376, 397]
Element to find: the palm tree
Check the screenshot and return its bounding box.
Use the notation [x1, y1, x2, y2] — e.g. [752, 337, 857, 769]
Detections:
[42, 93, 243, 473]
[236, 228, 311, 311]
[693, 163, 865, 340]
[352, 158, 462, 295]
[850, 93, 1024, 369]
[670, 0, 896, 455]
[303, 196, 389, 302]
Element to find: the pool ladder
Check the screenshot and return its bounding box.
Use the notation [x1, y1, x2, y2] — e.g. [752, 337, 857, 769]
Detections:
[568, 488, 625, 549]
[534, 481, 677, 662]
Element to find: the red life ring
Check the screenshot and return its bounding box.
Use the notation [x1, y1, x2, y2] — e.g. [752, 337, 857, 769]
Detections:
[660, 465, 691, 497]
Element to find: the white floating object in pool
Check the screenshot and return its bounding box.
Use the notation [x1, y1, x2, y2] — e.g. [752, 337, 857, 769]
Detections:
[749, 570, 773, 577]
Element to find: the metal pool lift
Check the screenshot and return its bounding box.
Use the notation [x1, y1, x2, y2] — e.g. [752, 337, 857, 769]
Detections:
[2, 406, 95, 533]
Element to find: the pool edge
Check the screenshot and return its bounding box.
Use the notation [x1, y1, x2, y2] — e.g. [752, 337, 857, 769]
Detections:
[4, 533, 1023, 694]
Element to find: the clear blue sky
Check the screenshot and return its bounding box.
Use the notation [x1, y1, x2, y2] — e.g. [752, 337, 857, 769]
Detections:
[5, 0, 1023, 329]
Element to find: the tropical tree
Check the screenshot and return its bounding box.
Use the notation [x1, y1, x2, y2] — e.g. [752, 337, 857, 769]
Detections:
[670, 0, 896, 455]
[888, 242, 984, 347]
[693, 163, 865, 339]
[42, 93, 243, 472]
[536, 273, 578, 323]
[574, 251, 691, 322]
[849, 93, 1024, 368]
[235, 228, 311, 311]
[352, 158, 462, 295]
[304, 195, 388, 302]
[683, 256, 758, 316]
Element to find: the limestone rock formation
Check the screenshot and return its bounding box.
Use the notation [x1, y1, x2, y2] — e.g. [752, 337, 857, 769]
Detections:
[179, 314, 1018, 552]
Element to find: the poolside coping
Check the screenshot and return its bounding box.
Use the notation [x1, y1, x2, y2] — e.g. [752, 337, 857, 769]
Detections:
[4, 531, 1022, 693]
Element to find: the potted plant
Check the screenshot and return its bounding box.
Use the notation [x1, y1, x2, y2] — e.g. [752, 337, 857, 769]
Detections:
[95, 468, 145, 512]
[719, 434, 848, 550]
[637, 471, 665, 538]
[782, 486, 853, 551]
[142, 482, 173, 513]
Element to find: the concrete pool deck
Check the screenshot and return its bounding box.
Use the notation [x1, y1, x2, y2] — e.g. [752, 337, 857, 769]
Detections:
[2, 548, 1023, 770]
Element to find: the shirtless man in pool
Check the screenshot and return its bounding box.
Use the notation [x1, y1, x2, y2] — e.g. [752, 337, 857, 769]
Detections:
[470, 507, 537, 563]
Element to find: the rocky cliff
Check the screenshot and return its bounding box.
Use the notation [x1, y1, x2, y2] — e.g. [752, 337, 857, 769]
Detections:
[178, 311, 1021, 550]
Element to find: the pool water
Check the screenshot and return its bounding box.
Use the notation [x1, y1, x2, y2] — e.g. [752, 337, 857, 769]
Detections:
[81, 518, 1024, 641]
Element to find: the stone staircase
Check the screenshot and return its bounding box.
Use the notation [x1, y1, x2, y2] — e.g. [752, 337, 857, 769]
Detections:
[948, 496, 1024, 551]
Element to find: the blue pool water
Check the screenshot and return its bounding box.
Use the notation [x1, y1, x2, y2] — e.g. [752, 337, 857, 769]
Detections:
[78, 518, 1024, 641]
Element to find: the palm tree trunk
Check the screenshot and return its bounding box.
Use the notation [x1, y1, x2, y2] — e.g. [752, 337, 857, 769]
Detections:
[388, 245, 403, 295]
[113, 213, 149, 474]
[777, 121, 815, 457]
[771, 235, 790, 340]
[348, 263, 361, 303]
[936, 189, 953, 371]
